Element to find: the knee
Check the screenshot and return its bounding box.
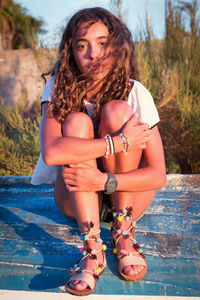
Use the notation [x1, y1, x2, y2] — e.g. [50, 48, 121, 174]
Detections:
[99, 100, 133, 136]
[62, 112, 94, 138]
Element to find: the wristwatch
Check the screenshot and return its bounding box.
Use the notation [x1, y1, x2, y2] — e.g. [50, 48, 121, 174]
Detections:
[104, 173, 118, 194]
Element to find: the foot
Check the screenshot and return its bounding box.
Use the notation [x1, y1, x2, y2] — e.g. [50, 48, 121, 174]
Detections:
[113, 218, 145, 276]
[117, 230, 145, 276]
[69, 247, 104, 291]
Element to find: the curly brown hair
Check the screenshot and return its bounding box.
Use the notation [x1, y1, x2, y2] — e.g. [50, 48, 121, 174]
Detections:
[45, 7, 139, 123]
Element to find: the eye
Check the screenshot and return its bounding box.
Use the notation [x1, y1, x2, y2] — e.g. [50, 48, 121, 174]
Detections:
[76, 43, 88, 51]
[99, 41, 107, 48]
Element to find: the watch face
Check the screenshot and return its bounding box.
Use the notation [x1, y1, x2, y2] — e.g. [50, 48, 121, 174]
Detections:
[108, 179, 117, 191]
[105, 173, 118, 194]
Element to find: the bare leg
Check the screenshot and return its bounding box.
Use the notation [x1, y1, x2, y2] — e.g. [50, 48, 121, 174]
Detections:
[55, 112, 104, 291]
[99, 100, 155, 276]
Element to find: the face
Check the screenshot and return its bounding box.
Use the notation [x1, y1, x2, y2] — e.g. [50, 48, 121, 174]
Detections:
[72, 21, 112, 80]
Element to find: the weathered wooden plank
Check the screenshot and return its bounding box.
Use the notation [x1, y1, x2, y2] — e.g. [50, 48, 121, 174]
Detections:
[0, 224, 199, 260]
[0, 259, 199, 296]
[1, 194, 200, 220]
[1, 206, 199, 241]
[0, 176, 200, 296]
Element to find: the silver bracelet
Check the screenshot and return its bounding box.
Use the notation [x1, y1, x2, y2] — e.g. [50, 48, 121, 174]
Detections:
[107, 134, 115, 155]
[119, 133, 130, 155]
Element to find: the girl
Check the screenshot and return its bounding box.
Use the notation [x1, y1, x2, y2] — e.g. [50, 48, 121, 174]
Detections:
[32, 7, 166, 296]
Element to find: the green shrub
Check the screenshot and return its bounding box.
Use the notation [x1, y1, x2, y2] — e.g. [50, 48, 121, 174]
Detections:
[0, 101, 40, 175]
[0, 0, 199, 175]
[135, 0, 200, 173]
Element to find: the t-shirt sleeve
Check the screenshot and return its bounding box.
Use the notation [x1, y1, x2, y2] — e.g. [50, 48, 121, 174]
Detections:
[127, 80, 160, 129]
[41, 76, 55, 103]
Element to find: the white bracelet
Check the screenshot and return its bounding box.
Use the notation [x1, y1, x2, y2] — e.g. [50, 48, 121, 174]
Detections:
[104, 135, 110, 158]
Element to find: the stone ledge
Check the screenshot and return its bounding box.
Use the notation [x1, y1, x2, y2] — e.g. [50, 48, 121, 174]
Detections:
[0, 290, 198, 300]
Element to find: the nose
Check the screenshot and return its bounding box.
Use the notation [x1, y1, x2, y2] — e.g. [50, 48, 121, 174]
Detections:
[89, 45, 99, 60]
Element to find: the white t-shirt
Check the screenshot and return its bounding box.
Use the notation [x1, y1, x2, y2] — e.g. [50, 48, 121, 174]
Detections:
[31, 77, 159, 185]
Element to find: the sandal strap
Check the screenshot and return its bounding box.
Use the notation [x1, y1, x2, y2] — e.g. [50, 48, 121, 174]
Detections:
[111, 219, 145, 259]
[118, 253, 146, 272]
[112, 222, 135, 248]
[78, 253, 99, 269]
[80, 228, 102, 243]
[81, 229, 101, 237]
[70, 224, 107, 278]
[69, 250, 107, 283]
[68, 270, 96, 290]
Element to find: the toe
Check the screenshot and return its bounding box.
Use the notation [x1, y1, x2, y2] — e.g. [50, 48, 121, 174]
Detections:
[69, 281, 75, 289]
[123, 265, 135, 275]
[131, 265, 144, 274]
[75, 281, 88, 291]
[69, 280, 87, 291]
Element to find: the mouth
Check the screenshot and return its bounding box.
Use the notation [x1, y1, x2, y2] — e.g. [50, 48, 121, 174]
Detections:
[89, 63, 100, 71]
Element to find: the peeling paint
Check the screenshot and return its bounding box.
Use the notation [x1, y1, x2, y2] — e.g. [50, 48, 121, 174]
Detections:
[0, 175, 199, 296]
[0, 261, 66, 271]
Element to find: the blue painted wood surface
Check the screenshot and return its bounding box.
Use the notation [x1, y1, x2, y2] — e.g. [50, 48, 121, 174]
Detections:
[0, 175, 199, 296]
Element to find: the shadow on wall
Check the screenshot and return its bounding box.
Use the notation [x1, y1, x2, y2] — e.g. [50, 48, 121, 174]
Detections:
[0, 56, 20, 105]
[0, 49, 43, 106]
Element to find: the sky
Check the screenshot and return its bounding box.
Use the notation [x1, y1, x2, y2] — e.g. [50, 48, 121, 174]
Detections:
[16, 0, 166, 47]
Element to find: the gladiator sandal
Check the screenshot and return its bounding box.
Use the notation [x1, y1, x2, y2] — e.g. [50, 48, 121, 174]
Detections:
[65, 222, 107, 296]
[110, 207, 147, 281]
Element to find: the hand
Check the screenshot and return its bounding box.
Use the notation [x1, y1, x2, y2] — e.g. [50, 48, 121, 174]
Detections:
[122, 114, 152, 150]
[62, 163, 107, 192]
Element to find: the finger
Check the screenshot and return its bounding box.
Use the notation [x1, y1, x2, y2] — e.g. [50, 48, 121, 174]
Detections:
[142, 133, 152, 142]
[63, 173, 76, 183]
[64, 178, 76, 186]
[144, 130, 152, 137]
[62, 167, 76, 175]
[62, 172, 74, 180]
[127, 114, 139, 125]
[141, 124, 150, 131]
[139, 143, 146, 149]
[67, 185, 80, 192]
[62, 165, 71, 175]
[69, 163, 90, 168]
[62, 164, 70, 171]
[69, 163, 83, 168]
[143, 135, 152, 142]
[69, 163, 79, 168]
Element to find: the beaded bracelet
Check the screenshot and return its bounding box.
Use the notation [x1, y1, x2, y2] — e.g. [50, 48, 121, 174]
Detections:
[104, 134, 110, 158]
[119, 133, 130, 155]
[123, 133, 130, 153]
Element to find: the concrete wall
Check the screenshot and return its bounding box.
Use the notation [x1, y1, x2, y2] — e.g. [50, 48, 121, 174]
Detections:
[0, 49, 44, 105]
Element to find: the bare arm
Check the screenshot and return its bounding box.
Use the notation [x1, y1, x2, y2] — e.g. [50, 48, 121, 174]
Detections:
[115, 126, 166, 191]
[63, 126, 166, 192]
[40, 103, 152, 165]
[40, 104, 109, 165]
